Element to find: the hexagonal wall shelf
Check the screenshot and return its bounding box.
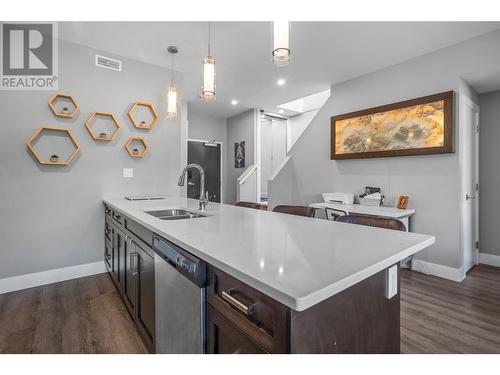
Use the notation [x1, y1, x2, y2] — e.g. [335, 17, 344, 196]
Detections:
[128, 102, 159, 130]
[26, 126, 80, 166]
[125, 136, 148, 158]
[48, 93, 80, 118]
[84, 112, 121, 141]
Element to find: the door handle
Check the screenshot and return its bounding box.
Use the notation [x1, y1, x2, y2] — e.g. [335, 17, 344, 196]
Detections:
[187, 181, 196, 186]
[130, 253, 139, 276]
[466, 194, 476, 200]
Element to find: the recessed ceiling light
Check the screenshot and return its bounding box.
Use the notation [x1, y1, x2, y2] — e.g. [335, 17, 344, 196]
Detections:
[231, 99, 238, 105]
[277, 79, 286, 86]
[278, 109, 284, 114]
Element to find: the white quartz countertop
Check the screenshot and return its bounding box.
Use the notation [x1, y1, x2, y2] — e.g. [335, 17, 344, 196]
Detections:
[103, 197, 434, 311]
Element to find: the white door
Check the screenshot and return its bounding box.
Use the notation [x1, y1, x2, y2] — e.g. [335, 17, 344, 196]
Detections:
[461, 95, 480, 274]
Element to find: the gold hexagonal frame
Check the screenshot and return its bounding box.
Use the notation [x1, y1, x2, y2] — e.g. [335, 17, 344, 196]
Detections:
[26, 126, 80, 166]
[84, 112, 121, 141]
[48, 93, 80, 118]
[125, 136, 148, 158]
[128, 102, 159, 130]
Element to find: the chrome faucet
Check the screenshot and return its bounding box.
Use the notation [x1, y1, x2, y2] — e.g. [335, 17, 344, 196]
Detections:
[178, 163, 209, 211]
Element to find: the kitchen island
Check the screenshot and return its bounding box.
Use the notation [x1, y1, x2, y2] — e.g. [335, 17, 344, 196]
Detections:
[103, 197, 434, 354]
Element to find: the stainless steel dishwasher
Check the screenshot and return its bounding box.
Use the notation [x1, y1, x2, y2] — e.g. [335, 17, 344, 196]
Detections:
[153, 235, 206, 354]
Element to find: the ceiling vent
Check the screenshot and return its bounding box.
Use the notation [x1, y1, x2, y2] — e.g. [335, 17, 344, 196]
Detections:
[95, 54, 122, 72]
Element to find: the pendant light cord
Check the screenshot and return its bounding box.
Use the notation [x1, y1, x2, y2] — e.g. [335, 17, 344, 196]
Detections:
[208, 21, 211, 56]
[171, 53, 174, 85]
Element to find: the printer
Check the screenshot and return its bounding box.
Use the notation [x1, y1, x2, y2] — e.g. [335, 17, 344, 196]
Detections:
[322, 192, 355, 205]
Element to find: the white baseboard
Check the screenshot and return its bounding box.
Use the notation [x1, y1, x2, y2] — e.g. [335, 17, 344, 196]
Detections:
[479, 252, 500, 267]
[411, 259, 465, 282]
[0, 261, 106, 295]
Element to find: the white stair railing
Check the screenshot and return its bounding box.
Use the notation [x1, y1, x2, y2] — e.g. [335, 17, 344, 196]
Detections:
[237, 164, 258, 203]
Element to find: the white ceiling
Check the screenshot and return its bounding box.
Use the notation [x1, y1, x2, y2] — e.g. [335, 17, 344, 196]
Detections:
[59, 22, 500, 118]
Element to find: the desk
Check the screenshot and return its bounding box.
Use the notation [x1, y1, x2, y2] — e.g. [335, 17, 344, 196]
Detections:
[309, 202, 415, 232]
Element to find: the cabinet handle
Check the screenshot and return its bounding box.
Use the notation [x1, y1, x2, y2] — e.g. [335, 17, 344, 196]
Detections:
[221, 290, 254, 316]
[105, 208, 111, 214]
[113, 214, 121, 220]
[130, 252, 139, 276]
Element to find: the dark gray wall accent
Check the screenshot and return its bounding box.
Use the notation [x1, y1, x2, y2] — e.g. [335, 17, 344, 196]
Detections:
[479, 90, 500, 256]
[226, 109, 256, 204]
[0, 39, 184, 279]
[187, 109, 228, 203]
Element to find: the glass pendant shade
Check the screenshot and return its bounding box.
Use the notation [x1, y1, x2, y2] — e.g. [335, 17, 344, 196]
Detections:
[167, 85, 178, 119]
[201, 55, 216, 100]
[272, 21, 290, 66]
[166, 46, 179, 120]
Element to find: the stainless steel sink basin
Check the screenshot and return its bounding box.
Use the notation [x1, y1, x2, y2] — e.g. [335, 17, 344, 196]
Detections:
[145, 208, 206, 220]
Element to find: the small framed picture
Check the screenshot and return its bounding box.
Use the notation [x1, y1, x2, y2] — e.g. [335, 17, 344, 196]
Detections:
[234, 141, 245, 168]
[397, 195, 409, 209]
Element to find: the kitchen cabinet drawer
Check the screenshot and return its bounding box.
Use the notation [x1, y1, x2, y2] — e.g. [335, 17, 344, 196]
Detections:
[112, 210, 124, 226]
[207, 265, 289, 353]
[125, 217, 153, 247]
[207, 304, 267, 354]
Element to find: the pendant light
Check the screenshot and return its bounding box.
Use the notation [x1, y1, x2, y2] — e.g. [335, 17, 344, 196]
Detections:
[167, 46, 179, 119]
[201, 22, 216, 100]
[272, 21, 290, 66]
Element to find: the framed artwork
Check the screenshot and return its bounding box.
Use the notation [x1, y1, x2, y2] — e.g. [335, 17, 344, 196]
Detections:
[234, 141, 245, 168]
[397, 195, 409, 209]
[331, 91, 454, 160]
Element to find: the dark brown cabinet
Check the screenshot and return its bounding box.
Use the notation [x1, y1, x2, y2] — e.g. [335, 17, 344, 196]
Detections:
[104, 205, 155, 352]
[206, 264, 400, 354]
[111, 228, 121, 285]
[124, 237, 137, 314]
[104, 241, 112, 272]
[135, 241, 155, 344]
[207, 304, 267, 354]
[206, 265, 289, 354]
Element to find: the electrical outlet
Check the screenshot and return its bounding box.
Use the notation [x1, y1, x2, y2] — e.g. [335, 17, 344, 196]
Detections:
[385, 265, 398, 299]
[123, 168, 133, 178]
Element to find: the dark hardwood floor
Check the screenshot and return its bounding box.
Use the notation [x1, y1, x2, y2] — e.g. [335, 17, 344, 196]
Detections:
[0, 264, 499, 354]
[0, 273, 147, 354]
[401, 264, 500, 354]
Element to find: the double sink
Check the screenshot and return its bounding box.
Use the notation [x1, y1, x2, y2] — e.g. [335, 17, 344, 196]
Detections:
[146, 208, 206, 221]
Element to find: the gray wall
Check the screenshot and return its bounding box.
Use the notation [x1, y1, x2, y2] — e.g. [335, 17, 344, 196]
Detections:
[270, 29, 500, 270]
[187, 109, 228, 203]
[479, 90, 500, 256]
[0, 39, 184, 279]
[226, 109, 256, 204]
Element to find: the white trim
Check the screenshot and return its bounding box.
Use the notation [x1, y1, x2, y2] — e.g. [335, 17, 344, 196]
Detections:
[0, 261, 106, 295]
[459, 94, 480, 275]
[479, 253, 500, 267]
[187, 138, 223, 203]
[255, 109, 261, 203]
[411, 259, 465, 282]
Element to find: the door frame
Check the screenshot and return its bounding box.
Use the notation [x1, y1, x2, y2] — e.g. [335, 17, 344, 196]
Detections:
[256, 114, 288, 203]
[187, 138, 223, 203]
[459, 94, 480, 276]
